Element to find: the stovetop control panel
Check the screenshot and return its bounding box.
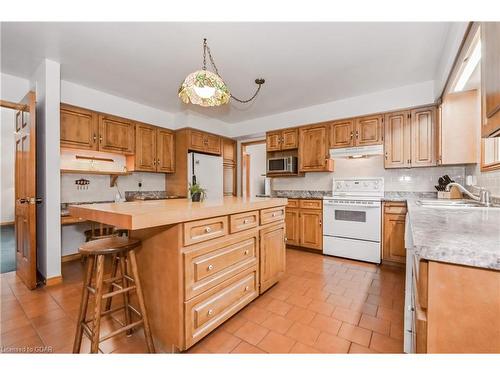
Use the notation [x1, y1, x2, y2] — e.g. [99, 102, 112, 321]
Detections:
[332, 177, 384, 197]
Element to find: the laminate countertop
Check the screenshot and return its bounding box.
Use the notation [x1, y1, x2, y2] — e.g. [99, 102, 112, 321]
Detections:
[406, 199, 500, 270]
[68, 197, 287, 230]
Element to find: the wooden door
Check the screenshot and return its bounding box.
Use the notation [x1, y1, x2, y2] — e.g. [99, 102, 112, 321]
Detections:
[60, 103, 98, 150]
[205, 134, 222, 155]
[188, 129, 206, 152]
[383, 213, 406, 263]
[260, 223, 286, 293]
[285, 208, 300, 246]
[281, 129, 298, 150]
[355, 115, 383, 146]
[266, 131, 282, 151]
[98, 114, 135, 154]
[299, 210, 322, 250]
[298, 125, 328, 172]
[384, 111, 411, 168]
[14, 91, 38, 289]
[134, 123, 157, 172]
[222, 138, 236, 164]
[156, 129, 175, 173]
[411, 107, 436, 167]
[329, 120, 354, 148]
[481, 22, 500, 137]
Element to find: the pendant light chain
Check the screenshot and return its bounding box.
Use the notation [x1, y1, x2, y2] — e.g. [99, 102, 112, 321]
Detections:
[201, 38, 265, 104]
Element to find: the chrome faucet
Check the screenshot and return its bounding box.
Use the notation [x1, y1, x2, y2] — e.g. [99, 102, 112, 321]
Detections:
[445, 182, 492, 206]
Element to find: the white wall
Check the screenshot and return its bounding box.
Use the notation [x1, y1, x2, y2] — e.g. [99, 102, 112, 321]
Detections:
[228, 81, 435, 138]
[1, 108, 16, 222]
[272, 156, 467, 192]
[0, 73, 30, 102]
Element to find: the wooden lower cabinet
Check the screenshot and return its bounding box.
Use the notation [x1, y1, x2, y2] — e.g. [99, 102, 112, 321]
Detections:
[285, 199, 322, 251]
[285, 208, 300, 246]
[260, 223, 286, 293]
[382, 202, 407, 264]
[299, 210, 322, 250]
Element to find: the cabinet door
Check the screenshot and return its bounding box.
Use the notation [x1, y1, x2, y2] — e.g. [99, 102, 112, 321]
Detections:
[222, 138, 237, 164]
[260, 223, 286, 293]
[355, 115, 383, 146]
[410, 107, 436, 167]
[223, 164, 236, 196]
[298, 125, 328, 172]
[205, 134, 222, 155]
[481, 22, 500, 137]
[285, 208, 300, 246]
[157, 129, 175, 173]
[134, 123, 157, 172]
[329, 120, 354, 148]
[383, 213, 406, 263]
[384, 111, 411, 168]
[281, 129, 298, 150]
[98, 114, 135, 154]
[299, 210, 322, 250]
[267, 131, 282, 151]
[60, 104, 98, 150]
[188, 129, 207, 152]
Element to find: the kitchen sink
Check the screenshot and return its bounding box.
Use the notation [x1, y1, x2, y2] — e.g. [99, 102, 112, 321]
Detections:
[416, 199, 499, 209]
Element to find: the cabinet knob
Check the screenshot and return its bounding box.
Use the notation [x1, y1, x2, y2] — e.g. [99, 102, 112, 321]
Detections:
[207, 264, 214, 271]
[93, 134, 97, 142]
[244, 286, 250, 292]
[272, 212, 277, 217]
[207, 309, 214, 316]
[243, 219, 249, 224]
[244, 250, 249, 255]
[204, 227, 212, 233]
[99, 136, 103, 143]
[319, 220, 322, 226]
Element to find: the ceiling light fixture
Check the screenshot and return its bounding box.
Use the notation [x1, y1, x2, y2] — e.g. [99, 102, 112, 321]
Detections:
[178, 38, 265, 107]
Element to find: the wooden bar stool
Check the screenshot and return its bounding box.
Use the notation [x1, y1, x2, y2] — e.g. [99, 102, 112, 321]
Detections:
[73, 236, 155, 354]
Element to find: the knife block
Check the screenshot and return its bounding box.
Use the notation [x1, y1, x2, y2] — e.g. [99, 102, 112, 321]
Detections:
[437, 186, 463, 199]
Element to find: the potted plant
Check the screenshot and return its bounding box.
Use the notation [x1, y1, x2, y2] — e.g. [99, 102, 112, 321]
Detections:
[189, 183, 206, 202]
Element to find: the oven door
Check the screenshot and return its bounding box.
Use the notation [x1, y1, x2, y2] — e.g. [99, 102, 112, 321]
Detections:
[323, 201, 381, 242]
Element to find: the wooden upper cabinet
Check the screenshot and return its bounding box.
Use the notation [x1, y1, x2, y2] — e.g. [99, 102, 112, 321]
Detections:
[98, 114, 135, 154]
[187, 129, 221, 155]
[266, 128, 298, 151]
[134, 123, 157, 172]
[298, 125, 332, 172]
[60, 104, 98, 150]
[355, 115, 383, 146]
[384, 111, 411, 169]
[481, 22, 500, 137]
[205, 133, 222, 155]
[156, 129, 175, 173]
[259, 223, 286, 293]
[188, 129, 207, 153]
[222, 138, 237, 165]
[329, 120, 354, 148]
[411, 107, 436, 167]
[299, 209, 322, 250]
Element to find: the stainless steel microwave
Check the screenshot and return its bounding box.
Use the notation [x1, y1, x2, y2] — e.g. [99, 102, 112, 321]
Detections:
[267, 156, 298, 174]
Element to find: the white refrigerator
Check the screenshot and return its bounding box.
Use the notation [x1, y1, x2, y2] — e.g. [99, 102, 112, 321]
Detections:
[187, 152, 223, 200]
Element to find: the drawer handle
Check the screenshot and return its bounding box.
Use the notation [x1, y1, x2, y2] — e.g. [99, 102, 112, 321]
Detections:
[244, 286, 249, 292]
[207, 264, 214, 271]
[244, 250, 249, 255]
[272, 212, 277, 217]
[243, 218, 249, 224]
[207, 309, 214, 316]
[204, 227, 212, 233]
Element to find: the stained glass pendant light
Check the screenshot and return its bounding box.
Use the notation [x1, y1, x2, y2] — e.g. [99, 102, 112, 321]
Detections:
[179, 38, 265, 107]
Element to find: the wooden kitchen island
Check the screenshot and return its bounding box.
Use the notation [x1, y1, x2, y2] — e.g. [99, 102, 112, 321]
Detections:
[69, 197, 287, 352]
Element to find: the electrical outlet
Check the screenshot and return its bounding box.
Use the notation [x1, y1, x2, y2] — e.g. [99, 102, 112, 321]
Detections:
[138, 182, 142, 188]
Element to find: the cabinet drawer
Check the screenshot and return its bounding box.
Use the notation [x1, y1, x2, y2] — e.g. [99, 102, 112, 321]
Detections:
[185, 268, 258, 348]
[287, 199, 299, 208]
[229, 211, 259, 234]
[384, 204, 407, 214]
[260, 207, 285, 225]
[184, 216, 228, 246]
[184, 233, 258, 299]
[299, 199, 322, 210]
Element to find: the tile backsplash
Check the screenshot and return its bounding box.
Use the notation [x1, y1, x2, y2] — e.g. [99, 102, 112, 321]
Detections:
[61, 172, 166, 203]
[272, 155, 467, 192]
[465, 164, 500, 197]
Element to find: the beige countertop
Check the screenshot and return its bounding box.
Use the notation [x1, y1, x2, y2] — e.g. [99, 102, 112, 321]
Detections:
[68, 196, 287, 230]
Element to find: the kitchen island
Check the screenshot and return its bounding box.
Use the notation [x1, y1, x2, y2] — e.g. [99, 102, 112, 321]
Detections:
[69, 197, 288, 352]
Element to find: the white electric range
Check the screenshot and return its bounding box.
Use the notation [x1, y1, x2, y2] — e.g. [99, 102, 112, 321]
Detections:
[322, 177, 384, 263]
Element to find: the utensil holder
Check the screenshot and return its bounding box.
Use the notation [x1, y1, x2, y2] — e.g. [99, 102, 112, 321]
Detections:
[437, 186, 462, 199]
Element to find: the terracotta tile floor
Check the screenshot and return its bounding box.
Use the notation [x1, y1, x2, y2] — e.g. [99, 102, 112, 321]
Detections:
[0, 249, 405, 354]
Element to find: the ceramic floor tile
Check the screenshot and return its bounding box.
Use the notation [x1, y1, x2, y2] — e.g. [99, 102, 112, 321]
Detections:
[231, 341, 266, 353]
[286, 322, 320, 346]
[233, 321, 269, 345]
[257, 331, 296, 353]
[314, 332, 351, 353]
[338, 322, 372, 347]
[260, 313, 294, 334]
[358, 314, 391, 336]
[309, 314, 342, 336]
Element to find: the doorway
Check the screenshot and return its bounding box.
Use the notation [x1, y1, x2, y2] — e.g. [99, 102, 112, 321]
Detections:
[240, 140, 267, 198]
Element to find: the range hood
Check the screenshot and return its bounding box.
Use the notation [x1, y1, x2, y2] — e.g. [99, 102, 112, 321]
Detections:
[329, 144, 384, 159]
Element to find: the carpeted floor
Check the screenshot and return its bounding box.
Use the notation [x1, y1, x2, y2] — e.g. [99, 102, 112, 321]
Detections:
[1, 224, 16, 273]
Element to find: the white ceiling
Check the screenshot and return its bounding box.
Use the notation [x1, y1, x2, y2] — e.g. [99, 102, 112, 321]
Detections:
[1, 22, 456, 123]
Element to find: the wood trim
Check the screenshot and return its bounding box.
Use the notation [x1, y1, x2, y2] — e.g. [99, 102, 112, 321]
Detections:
[45, 275, 63, 286]
[0, 99, 27, 111]
[480, 138, 500, 172]
[0, 221, 14, 226]
[62, 253, 82, 263]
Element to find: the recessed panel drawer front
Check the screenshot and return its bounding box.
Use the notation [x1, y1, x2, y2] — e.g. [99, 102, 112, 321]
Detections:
[185, 269, 258, 348]
[183, 216, 228, 246]
[299, 199, 322, 210]
[384, 204, 407, 214]
[260, 206, 285, 225]
[184, 234, 258, 299]
[287, 199, 299, 208]
[229, 211, 259, 233]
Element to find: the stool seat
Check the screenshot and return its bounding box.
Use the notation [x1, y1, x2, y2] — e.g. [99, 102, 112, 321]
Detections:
[78, 237, 141, 255]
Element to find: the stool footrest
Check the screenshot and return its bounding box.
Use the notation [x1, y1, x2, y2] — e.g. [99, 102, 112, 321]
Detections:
[99, 320, 144, 343]
[102, 285, 136, 299]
